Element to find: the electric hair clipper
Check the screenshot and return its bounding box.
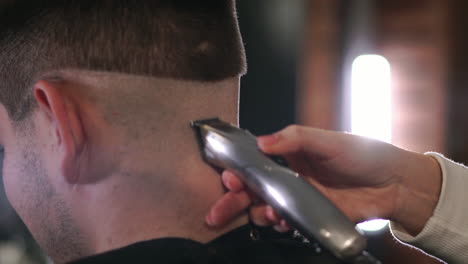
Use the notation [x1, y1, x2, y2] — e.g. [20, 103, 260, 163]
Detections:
[191, 118, 381, 264]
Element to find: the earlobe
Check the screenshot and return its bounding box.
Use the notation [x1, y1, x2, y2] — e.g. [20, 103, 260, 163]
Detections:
[33, 80, 85, 183]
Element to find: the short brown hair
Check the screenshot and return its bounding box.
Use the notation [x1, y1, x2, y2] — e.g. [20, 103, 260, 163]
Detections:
[0, 0, 246, 121]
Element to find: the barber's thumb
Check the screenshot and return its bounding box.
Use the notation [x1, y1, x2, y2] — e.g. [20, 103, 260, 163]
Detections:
[257, 134, 280, 152]
[258, 126, 307, 155]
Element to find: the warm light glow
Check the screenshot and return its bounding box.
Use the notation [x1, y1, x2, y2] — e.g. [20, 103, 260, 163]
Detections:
[351, 55, 391, 143]
[357, 219, 389, 232]
[351, 54, 391, 232]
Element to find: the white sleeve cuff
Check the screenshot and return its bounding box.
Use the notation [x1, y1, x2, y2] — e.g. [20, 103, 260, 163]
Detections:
[390, 152, 468, 263]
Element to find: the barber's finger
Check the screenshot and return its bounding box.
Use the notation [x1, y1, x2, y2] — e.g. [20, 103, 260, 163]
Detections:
[257, 125, 332, 159]
[222, 171, 262, 205]
[249, 205, 271, 227]
[251, 205, 291, 232]
[222, 170, 245, 193]
[257, 125, 308, 155]
[206, 191, 251, 227]
[273, 220, 291, 233]
[265, 206, 281, 224]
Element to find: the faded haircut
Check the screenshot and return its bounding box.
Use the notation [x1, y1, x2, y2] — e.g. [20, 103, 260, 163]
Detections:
[0, 0, 246, 121]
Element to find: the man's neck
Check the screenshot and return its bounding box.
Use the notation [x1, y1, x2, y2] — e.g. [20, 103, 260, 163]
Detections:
[75, 123, 248, 258]
[53, 74, 245, 262]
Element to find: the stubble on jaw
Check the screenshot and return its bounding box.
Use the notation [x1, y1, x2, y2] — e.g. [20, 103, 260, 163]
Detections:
[13, 125, 89, 263]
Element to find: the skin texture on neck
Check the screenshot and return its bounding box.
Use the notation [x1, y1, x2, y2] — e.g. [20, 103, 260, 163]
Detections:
[71, 72, 249, 258]
[1, 71, 248, 263]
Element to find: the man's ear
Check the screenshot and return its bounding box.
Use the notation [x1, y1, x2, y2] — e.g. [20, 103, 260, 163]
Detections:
[33, 80, 85, 184]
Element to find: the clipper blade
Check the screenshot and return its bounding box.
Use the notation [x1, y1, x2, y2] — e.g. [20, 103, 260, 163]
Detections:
[191, 117, 221, 150]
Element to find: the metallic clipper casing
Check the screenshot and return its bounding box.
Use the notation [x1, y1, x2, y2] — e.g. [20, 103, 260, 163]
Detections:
[191, 118, 374, 262]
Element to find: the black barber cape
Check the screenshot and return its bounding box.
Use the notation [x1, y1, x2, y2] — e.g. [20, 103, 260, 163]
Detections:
[71, 225, 343, 264]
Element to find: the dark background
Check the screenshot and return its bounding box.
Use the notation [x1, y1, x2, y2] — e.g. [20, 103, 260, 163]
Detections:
[237, 0, 301, 135]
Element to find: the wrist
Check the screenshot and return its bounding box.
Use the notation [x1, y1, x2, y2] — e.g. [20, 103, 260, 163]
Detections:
[392, 151, 442, 236]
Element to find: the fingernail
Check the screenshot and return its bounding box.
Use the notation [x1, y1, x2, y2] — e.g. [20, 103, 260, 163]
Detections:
[222, 173, 233, 189]
[274, 225, 288, 233]
[257, 134, 279, 148]
[280, 220, 288, 228]
[265, 206, 276, 222]
[273, 220, 290, 233]
[265, 206, 279, 223]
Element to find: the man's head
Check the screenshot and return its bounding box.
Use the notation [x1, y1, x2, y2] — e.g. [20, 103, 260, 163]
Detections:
[0, 0, 246, 121]
[0, 1, 246, 262]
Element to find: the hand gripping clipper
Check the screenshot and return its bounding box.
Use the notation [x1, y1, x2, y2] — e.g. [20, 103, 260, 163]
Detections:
[191, 118, 381, 264]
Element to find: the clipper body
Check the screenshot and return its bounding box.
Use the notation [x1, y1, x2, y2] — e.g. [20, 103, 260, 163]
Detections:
[191, 118, 380, 264]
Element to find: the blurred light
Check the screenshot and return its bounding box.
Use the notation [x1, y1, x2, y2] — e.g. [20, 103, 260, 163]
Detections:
[351, 55, 391, 143]
[357, 219, 389, 232]
[263, 0, 305, 57]
[0, 243, 23, 264]
[351, 54, 391, 232]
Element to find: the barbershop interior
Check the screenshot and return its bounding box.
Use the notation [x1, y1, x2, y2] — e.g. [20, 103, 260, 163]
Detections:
[0, 0, 466, 263]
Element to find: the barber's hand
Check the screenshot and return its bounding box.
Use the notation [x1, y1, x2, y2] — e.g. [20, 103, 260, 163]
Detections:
[206, 125, 441, 236]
